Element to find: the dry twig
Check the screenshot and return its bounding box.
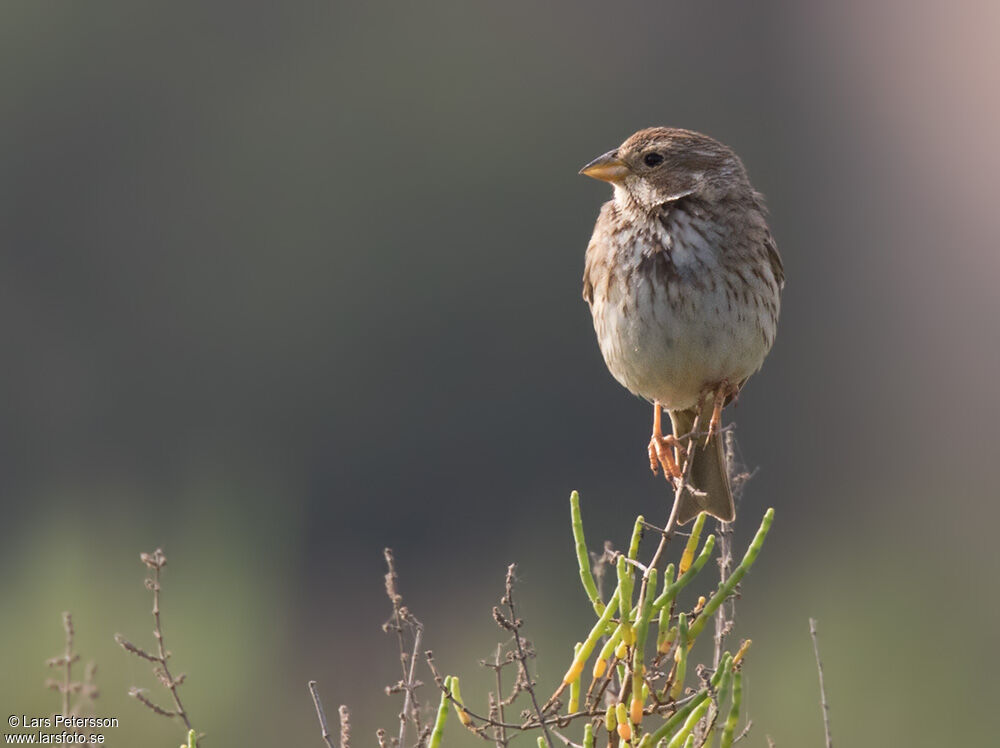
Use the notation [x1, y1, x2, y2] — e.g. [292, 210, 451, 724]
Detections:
[114, 549, 193, 734]
[46, 612, 80, 716]
[809, 618, 833, 748]
[339, 705, 351, 748]
[499, 564, 554, 747]
[382, 548, 425, 748]
[308, 681, 337, 748]
[46, 613, 100, 746]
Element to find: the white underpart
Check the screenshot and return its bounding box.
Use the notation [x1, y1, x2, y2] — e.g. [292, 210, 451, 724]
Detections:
[591, 212, 778, 411]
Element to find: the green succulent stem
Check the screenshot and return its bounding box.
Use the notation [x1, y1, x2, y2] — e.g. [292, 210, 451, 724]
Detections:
[705, 661, 734, 746]
[449, 676, 473, 727]
[654, 563, 675, 651]
[563, 579, 622, 684]
[687, 509, 774, 642]
[597, 622, 625, 672]
[628, 515, 645, 560]
[632, 568, 658, 707]
[435, 501, 773, 747]
[669, 613, 688, 700]
[617, 555, 635, 620]
[653, 535, 716, 609]
[719, 669, 742, 748]
[677, 513, 707, 580]
[666, 696, 711, 748]
[569, 643, 583, 713]
[648, 653, 732, 745]
[570, 492, 606, 616]
[429, 676, 451, 748]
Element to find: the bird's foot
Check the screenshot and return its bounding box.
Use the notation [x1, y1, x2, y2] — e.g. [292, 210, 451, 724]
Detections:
[648, 433, 686, 480]
[704, 380, 739, 446]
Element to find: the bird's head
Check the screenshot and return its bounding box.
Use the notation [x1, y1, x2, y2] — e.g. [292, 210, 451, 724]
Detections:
[580, 127, 750, 212]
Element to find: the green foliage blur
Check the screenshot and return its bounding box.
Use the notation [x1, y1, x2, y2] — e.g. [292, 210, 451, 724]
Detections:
[2, 2, 998, 746]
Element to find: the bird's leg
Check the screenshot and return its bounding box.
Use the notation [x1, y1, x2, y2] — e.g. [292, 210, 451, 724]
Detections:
[648, 401, 686, 480]
[704, 379, 738, 445]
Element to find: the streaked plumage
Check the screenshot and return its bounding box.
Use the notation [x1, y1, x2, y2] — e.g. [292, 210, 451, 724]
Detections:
[581, 128, 783, 524]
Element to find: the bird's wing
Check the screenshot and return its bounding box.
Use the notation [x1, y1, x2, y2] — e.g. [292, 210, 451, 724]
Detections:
[765, 233, 785, 289]
[582, 201, 616, 305]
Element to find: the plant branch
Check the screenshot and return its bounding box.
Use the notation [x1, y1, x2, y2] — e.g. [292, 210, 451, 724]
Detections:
[501, 565, 553, 748]
[115, 549, 192, 734]
[308, 681, 337, 748]
[809, 618, 833, 748]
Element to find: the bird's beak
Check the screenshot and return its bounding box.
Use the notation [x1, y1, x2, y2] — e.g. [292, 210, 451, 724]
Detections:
[579, 150, 629, 183]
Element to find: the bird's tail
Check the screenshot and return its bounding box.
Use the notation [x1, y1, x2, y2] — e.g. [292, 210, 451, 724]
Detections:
[669, 406, 735, 525]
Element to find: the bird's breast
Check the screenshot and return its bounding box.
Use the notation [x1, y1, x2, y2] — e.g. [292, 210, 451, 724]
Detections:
[585, 206, 780, 410]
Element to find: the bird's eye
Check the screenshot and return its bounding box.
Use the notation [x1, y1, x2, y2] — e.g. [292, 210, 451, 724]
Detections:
[643, 152, 664, 167]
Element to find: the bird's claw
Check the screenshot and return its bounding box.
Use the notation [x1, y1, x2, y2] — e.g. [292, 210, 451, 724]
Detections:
[648, 433, 686, 480]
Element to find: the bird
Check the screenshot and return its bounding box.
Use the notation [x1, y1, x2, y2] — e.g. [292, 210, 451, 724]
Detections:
[580, 127, 783, 525]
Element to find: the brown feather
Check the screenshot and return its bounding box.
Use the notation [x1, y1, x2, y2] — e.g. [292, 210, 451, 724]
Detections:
[669, 407, 734, 525]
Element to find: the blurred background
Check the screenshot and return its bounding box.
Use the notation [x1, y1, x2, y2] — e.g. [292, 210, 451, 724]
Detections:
[2, 1, 998, 745]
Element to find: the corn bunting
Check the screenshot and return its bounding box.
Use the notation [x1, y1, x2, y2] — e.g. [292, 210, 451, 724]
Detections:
[581, 128, 783, 524]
